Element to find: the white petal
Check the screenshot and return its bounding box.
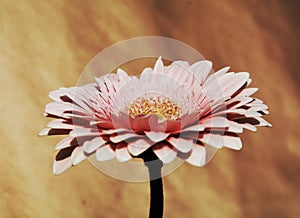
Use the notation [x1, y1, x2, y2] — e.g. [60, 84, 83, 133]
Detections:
[47, 119, 73, 129]
[49, 90, 63, 101]
[53, 158, 72, 175]
[247, 104, 269, 111]
[71, 147, 86, 165]
[154, 56, 164, 73]
[226, 97, 253, 109]
[227, 121, 244, 133]
[185, 145, 206, 167]
[239, 88, 258, 97]
[127, 139, 154, 156]
[117, 68, 131, 82]
[115, 144, 132, 162]
[168, 137, 194, 153]
[183, 124, 205, 132]
[201, 116, 229, 128]
[96, 145, 115, 161]
[223, 135, 242, 150]
[219, 72, 249, 98]
[102, 128, 130, 135]
[191, 60, 212, 84]
[70, 128, 100, 137]
[153, 144, 177, 164]
[38, 128, 51, 136]
[141, 67, 153, 75]
[55, 137, 75, 150]
[145, 131, 169, 143]
[255, 117, 272, 127]
[45, 102, 83, 116]
[200, 134, 223, 148]
[110, 132, 140, 143]
[241, 123, 257, 131]
[214, 66, 230, 77]
[83, 137, 106, 153]
[261, 109, 269, 114]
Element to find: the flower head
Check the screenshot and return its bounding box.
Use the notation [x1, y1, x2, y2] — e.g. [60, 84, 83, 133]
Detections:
[39, 57, 271, 174]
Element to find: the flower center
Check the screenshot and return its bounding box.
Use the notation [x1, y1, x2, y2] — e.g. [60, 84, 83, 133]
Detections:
[128, 96, 181, 120]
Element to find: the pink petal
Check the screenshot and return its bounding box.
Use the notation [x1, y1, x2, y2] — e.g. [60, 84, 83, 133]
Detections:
[165, 120, 182, 132]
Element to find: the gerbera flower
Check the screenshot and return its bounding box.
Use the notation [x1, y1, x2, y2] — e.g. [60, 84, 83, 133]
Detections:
[39, 57, 271, 175]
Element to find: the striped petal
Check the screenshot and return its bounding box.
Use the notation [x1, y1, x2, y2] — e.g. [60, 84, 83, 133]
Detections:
[168, 137, 194, 153]
[145, 131, 169, 143]
[96, 144, 115, 161]
[185, 144, 206, 167]
[115, 143, 132, 162]
[83, 137, 106, 153]
[127, 139, 154, 156]
[153, 143, 177, 164]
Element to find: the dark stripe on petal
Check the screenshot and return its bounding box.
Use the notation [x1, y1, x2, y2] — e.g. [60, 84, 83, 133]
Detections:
[55, 145, 77, 161]
[60, 95, 73, 103]
[258, 111, 266, 115]
[231, 82, 247, 98]
[226, 101, 240, 109]
[240, 105, 250, 110]
[63, 118, 91, 127]
[45, 113, 68, 119]
[224, 132, 238, 137]
[48, 129, 72, 135]
[235, 117, 260, 125]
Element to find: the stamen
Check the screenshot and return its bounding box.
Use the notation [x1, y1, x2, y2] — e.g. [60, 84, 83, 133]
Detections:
[128, 96, 181, 120]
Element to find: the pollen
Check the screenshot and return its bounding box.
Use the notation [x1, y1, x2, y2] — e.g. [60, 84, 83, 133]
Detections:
[128, 96, 181, 120]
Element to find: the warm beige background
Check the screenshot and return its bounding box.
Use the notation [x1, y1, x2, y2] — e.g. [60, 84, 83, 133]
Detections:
[1, 0, 299, 217]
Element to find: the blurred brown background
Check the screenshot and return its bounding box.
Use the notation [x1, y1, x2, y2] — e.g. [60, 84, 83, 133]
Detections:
[1, 0, 300, 217]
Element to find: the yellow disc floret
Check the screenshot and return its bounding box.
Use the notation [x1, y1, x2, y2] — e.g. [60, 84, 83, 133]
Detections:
[128, 96, 181, 120]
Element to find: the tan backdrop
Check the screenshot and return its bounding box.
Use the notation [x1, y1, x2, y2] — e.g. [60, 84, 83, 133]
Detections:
[1, 0, 299, 217]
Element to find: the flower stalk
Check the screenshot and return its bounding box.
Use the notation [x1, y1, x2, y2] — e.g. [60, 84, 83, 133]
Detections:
[140, 149, 164, 218]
